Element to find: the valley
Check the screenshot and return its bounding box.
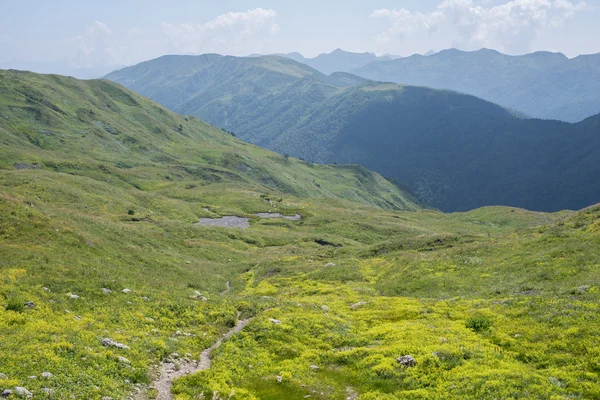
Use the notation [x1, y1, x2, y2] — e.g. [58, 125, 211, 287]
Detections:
[1, 70, 599, 399]
[106, 54, 600, 213]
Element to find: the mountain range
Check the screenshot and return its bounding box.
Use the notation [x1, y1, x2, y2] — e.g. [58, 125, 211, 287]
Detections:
[272, 49, 401, 75]
[106, 54, 600, 212]
[352, 48, 600, 123]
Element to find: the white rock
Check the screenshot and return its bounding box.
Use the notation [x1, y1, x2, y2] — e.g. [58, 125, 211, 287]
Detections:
[350, 301, 367, 310]
[67, 293, 79, 299]
[325, 263, 336, 267]
[321, 305, 329, 311]
[0, 373, 6, 379]
[101, 288, 112, 294]
[269, 318, 281, 324]
[15, 387, 33, 397]
[118, 356, 130, 364]
[101, 338, 130, 350]
[122, 289, 132, 294]
[276, 375, 283, 383]
[1, 389, 13, 397]
[310, 365, 319, 370]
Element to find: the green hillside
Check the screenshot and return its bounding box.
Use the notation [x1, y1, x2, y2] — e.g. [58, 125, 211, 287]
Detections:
[106, 56, 600, 212]
[1, 70, 600, 400]
[0, 69, 416, 211]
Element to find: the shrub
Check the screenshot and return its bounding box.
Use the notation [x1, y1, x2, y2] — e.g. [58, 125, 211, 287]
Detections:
[5, 296, 25, 313]
[466, 316, 492, 332]
[128, 208, 136, 215]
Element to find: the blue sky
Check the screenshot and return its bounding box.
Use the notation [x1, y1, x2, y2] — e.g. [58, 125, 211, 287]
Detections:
[0, 0, 597, 75]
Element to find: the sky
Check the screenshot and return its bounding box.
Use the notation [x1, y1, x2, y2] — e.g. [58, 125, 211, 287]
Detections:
[0, 0, 598, 77]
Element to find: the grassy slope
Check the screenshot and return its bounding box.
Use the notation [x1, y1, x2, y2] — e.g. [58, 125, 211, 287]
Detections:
[1, 70, 599, 400]
[0, 70, 416, 211]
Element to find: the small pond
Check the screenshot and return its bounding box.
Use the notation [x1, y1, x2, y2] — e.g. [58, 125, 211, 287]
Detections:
[197, 213, 302, 229]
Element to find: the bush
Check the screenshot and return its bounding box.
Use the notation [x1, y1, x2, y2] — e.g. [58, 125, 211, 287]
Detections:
[466, 316, 492, 332]
[127, 208, 136, 215]
[5, 296, 25, 313]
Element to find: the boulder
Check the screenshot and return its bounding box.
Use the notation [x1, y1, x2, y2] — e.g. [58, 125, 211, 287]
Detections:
[396, 355, 417, 368]
[0, 389, 12, 397]
[269, 318, 281, 325]
[101, 338, 130, 350]
[15, 387, 33, 397]
[101, 288, 112, 294]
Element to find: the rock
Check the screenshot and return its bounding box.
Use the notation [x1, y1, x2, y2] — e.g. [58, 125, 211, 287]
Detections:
[28, 376, 36, 380]
[41, 372, 52, 379]
[118, 356, 130, 364]
[101, 288, 112, 294]
[350, 301, 367, 310]
[276, 375, 283, 383]
[321, 305, 329, 311]
[578, 285, 590, 293]
[101, 338, 130, 350]
[42, 287, 50, 292]
[24, 301, 35, 308]
[164, 363, 175, 370]
[325, 263, 336, 267]
[122, 289, 132, 294]
[192, 291, 207, 301]
[269, 318, 281, 324]
[310, 365, 319, 370]
[41, 388, 53, 395]
[15, 387, 33, 397]
[67, 293, 79, 299]
[1, 389, 12, 397]
[396, 355, 417, 368]
[170, 353, 180, 359]
[0, 373, 6, 379]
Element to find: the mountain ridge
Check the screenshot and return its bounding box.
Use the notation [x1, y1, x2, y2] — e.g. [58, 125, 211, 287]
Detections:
[352, 47, 600, 122]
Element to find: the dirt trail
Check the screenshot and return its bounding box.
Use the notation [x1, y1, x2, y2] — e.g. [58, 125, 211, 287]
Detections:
[220, 281, 231, 295]
[140, 317, 253, 400]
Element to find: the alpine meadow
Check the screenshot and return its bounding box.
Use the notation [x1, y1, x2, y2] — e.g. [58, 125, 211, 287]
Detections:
[1, 2, 600, 400]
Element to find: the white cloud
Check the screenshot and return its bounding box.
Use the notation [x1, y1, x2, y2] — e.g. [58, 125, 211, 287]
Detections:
[371, 0, 587, 55]
[161, 8, 279, 55]
[72, 21, 118, 68]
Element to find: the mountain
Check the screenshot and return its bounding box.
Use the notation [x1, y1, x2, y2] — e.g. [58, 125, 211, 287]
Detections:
[106, 54, 600, 212]
[2, 69, 600, 400]
[0, 69, 417, 211]
[274, 49, 400, 75]
[351, 48, 600, 122]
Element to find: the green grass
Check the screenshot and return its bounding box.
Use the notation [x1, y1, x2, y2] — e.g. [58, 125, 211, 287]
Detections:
[1, 70, 599, 399]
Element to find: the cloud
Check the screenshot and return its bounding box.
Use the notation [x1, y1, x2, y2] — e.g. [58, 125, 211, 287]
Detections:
[371, 0, 587, 55]
[161, 8, 279, 55]
[72, 21, 118, 68]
